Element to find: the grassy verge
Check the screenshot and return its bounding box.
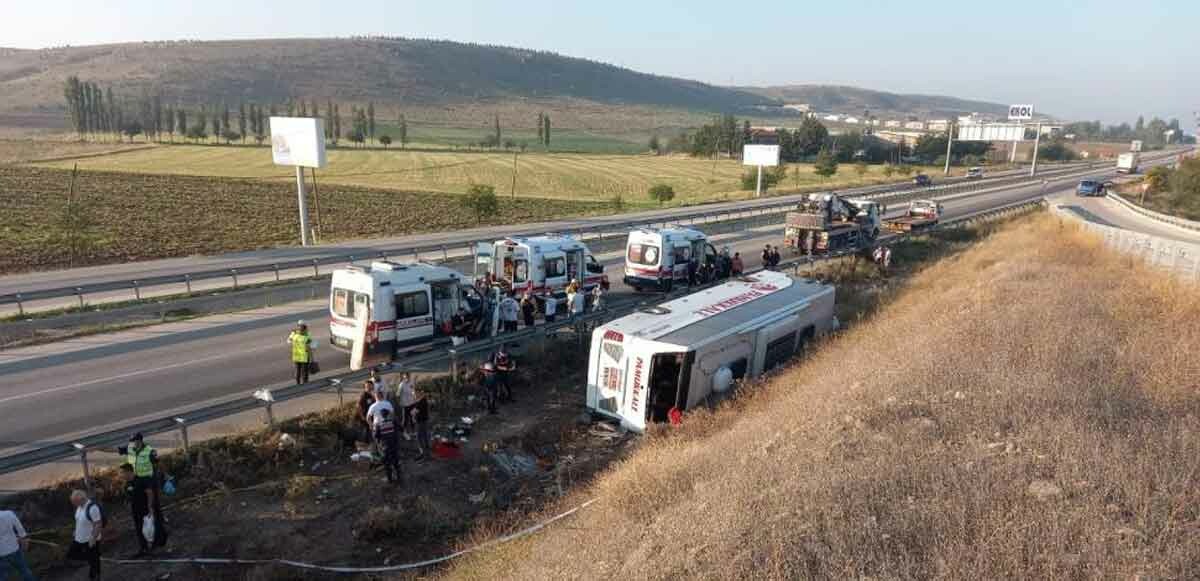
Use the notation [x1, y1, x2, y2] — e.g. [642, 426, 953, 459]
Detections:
[445, 214, 1200, 580]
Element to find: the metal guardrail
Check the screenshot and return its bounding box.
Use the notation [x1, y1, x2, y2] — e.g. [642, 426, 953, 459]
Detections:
[0, 196, 1047, 479]
[0, 162, 1099, 313]
[1103, 193, 1200, 232]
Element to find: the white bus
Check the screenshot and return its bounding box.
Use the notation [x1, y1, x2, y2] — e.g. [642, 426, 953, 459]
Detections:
[623, 226, 718, 292]
[586, 270, 835, 432]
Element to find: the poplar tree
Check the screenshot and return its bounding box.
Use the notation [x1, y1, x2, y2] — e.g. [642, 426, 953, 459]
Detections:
[367, 101, 376, 143]
[238, 102, 247, 143]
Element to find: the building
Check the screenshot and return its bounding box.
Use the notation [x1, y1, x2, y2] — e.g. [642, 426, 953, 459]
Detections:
[784, 103, 811, 113]
[843, 116, 860, 124]
[884, 120, 902, 128]
[823, 114, 842, 122]
[926, 119, 950, 132]
[903, 121, 925, 130]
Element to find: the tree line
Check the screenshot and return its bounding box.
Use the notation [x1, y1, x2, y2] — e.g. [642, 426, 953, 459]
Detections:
[1063, 116, 1191, 147]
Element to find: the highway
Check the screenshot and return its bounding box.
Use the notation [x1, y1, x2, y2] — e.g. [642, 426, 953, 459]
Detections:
[0, 154, 1191, 459]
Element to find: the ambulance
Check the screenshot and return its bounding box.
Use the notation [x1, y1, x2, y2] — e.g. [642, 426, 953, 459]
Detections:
[328, 261, 485, 356]
[474, 234, 608, 302]
[623, 226, 718, 292]
[586, 270, 835, 432]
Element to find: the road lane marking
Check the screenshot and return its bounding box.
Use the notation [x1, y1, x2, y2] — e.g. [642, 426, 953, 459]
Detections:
[0, 344, 278, 406]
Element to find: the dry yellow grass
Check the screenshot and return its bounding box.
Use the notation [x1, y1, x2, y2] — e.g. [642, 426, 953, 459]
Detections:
[445, 214, 1200, 580]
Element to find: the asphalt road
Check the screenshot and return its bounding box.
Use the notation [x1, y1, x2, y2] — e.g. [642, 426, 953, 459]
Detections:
[0, 161, 1185, 455]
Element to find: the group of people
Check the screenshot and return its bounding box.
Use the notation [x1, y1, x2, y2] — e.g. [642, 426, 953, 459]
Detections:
[355, 370, 431, 484]
[0, 433, 171, 581]
[493, 280, 598, 335]
[761, 245, 784, 270]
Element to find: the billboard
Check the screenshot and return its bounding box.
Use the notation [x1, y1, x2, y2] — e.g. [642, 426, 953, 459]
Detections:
[742, 144, 780, 166]
[270, 117, 327, 168]
[1007, 104, 1035, 120]
[958, 124, 1025, 142]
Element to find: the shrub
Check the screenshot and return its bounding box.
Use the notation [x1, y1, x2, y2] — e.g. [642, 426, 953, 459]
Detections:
[648, 183, 676, 205]
[461, 184, 499, 223]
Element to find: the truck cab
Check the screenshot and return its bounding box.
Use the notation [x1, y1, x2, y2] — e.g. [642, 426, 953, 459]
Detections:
[624, 227, 718, 292]
[474, 234, 608, 303]
[329, 261, 483, 357]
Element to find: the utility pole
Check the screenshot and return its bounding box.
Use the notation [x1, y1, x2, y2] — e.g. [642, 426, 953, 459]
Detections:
[1030, 122, 1043, 177]
[510, 151, 518, 199]
[755, 164, 764, 198]
[943, 122, 954, 176]
[295, 166, 310, 246]
[1009, 140, 1018, 164]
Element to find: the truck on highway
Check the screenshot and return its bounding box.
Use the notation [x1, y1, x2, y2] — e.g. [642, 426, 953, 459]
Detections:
[884, 199, 944, 233]
[783, 193, 882, 255]
[1131, 140, 1143, 152]
[1117, 152, 1140, 174]
[474, 234, 608, 304]
[624, 226, 719, 292]
[586, 270, 835, 432]
[328, 261, 485, 357]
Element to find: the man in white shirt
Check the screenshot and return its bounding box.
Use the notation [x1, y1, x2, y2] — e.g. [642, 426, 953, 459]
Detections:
[68, 490, 102, 580]
[499, 293, 520, 332]
[543, 295, 558, 323]
[366, 392, 395, 429]
[396, 373, 417, 440]
[0, 509, 34, 581]
[369, 368, 390, 401]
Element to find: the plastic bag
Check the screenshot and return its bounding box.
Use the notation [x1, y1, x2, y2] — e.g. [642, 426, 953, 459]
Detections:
[162, 476, 177, 496]
[142, 515, 156, 545]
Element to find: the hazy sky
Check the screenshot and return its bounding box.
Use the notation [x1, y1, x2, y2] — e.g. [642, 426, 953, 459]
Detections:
[3, 0, 1196, 126]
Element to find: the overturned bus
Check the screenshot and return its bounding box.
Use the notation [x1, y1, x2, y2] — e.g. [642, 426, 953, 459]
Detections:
[586, 270, 835, 432]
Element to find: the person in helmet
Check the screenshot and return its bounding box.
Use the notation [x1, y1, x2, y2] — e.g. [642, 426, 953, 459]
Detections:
[480, 362, 499, 414]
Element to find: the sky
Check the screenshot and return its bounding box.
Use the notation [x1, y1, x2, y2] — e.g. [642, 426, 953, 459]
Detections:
[2, 0, 1196, 126]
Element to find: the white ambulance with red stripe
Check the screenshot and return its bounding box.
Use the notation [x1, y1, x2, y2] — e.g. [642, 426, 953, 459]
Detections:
[623, 226, 717, 292]
[474, 234, 608, 303]
[328, 261, 485, 357]
[586, 270, 835, 432]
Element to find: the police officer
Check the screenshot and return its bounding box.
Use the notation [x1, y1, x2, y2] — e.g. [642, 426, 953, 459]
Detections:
[491, 345, 516, 402]
[287, 321, 315, 384]
[117, 433, 166, 554]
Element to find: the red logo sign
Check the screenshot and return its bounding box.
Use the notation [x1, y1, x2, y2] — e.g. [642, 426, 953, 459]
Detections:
[630, 357, 645, 414]
[603, 330, 624, 343]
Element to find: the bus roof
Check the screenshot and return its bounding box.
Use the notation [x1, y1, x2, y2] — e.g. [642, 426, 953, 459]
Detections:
[598, 271, 832, 348]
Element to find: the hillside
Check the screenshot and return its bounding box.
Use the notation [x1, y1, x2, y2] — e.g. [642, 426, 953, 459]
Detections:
[749, 84, 1010, 118]
[448, 215, 1200, 579]
[0, 38, 774, 130]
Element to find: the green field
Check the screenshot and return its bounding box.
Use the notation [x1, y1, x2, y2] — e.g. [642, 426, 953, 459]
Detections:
[37, 145, 940, 208]
[373, 122, 649, 154]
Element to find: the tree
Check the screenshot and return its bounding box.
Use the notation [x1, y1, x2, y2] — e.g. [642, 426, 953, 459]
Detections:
[398, 113, 407, 148]
[221, 105, 231, 142]
[238, 102, 247, 144]
[367, 102, 376, 143]
[537, 113, 545, 146]
[105, 87, 118, 140]
[855, 161, 869, 178]
[648, 183, 676, 206]
[493, 114, 501, 148]
[795, 117, 829, 157]
[176, 109, 187, 140]
[462, 184, 499, 223]
[63, 76, 83, 137]
[379, 134, 392, 148]
[52, 165, 99, 268]
[152, 93, 163, 141]
[543, 115, 551, 148]
[223, 129, 240, 144]
[121, 120, 144, 142]
[325, 99, 335, 141]
[813, 148, 838, 178]
[740, 166, 786, 191]
[1143, 165, 1171, 196]
[648, 135, 661, 154]
[333, 104, 341, 146]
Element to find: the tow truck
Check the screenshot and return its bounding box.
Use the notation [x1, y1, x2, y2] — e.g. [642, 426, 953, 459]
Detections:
[783, 193, 882, 255]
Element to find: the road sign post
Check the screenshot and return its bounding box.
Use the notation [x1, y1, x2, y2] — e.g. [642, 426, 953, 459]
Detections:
[943, 123, 954, 176]
[270, 117, 327, 246]
[1030, 122, 1042, 177]
[742, 144, 780, 198]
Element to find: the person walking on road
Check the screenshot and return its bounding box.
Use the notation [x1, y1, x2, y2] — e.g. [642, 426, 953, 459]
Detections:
[0, 508, 35, 581]
[373, 408, 401, 484]
[591, 284, 605, 312]
[67, 490, 102, 581]
[287, 321, 316, 385]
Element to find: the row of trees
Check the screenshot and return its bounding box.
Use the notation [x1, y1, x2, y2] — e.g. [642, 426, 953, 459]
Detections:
[1063, 116, 1190, 147]
[476, 112, 553, 150]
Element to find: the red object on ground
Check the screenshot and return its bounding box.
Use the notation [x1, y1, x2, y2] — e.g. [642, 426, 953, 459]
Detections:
[432, 441, 463, 460]
[668, 407, 683, 426]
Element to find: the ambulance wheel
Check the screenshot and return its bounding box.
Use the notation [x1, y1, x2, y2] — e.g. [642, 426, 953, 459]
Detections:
[663, 279, 673, 293]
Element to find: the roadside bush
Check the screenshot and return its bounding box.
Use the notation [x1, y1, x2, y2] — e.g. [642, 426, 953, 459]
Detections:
[648, 183, 676, 205]
[461, 183, 499, 223]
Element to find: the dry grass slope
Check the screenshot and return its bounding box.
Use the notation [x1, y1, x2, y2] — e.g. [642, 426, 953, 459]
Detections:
[446, 215, 1200, 580]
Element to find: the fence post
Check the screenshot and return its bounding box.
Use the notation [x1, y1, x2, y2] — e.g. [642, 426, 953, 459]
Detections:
[175, 418, 190, 452]
[14, 294, 22, 317]
[184, 274, 192, 296]
[312, 259, 320, 279]
[75, 287, 85, 310]
[230, 269, 239, 290]
[131, 280, 141, 301]
[72, 443, 93, 496]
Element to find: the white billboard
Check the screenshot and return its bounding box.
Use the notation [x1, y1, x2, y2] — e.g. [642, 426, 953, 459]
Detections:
[1007, 104, 1035, 120]
[742, 144, 780, 166]
[270, 117, 327, 168]
[958, 124, 1026, 142]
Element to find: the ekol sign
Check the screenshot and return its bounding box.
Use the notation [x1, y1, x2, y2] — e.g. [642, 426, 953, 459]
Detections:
[1008, 104, 1035, 120]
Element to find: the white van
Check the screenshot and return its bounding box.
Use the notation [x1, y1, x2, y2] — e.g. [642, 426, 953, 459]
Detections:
[474, 234, 608, 300]
[586, 270, 835, 432]
[328, 261, 484, 356]
[623, 227, 718, 292]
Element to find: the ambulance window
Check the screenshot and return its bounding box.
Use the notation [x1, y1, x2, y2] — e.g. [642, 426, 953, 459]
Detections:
[544, 257, 566, 278]
[627, 244, 659, 266]
[354, 293, 369, 315]
[332, 289, 352, 317]
[586, 255, 604, 274]
[431, 283, 453, 300]
[396, 291, 429, 318]
[674, 246, 691, 263]
[513, 260, 529, 283]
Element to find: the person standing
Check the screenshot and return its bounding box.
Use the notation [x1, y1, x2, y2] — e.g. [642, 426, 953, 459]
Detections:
[355, 381, 376, 442]
[499, 293, 520, 333]
[410, 385, 432, 461]
[396, 373, 417, 441]
[543, 295, 558, 323]
[761, 245, 772, 270]
[117, 434, 166, 553]
[287, 322, 316, 385]
[373, 408, 401, 484]
[67, 490, 102, 581]
[731, 252, 744, 276]
[569, 288, 585, 319]
[0, 508, 35, 581]
[770, 246, 782, 269]
[492, 345, 516, 402]
[520, 293, 537, 328]
[481, 362, 499, 414]
[369, 368, 390, 402]
[119, 463, 152, 558]
[590, 284, 605, 312]
[366, 390, 395, 430]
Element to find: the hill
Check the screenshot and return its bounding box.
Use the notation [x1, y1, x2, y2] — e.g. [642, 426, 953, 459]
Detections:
[749, 84, 1011, 118]
[0, 38, 774, 131]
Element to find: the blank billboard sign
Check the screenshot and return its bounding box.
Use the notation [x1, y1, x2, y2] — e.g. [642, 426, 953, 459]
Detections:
[270, 117, 327, 168]
[958, 124, 1025, 142]
[743, 144, 781, 166]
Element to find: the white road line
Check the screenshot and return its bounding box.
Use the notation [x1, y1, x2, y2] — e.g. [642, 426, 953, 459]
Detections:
[0, 344, 278, 406]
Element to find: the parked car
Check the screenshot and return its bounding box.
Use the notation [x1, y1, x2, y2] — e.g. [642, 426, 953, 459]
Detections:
[912, 174, 933, 187]
[966, 167, 984, 180]
[1076, 179, 1105, 197]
